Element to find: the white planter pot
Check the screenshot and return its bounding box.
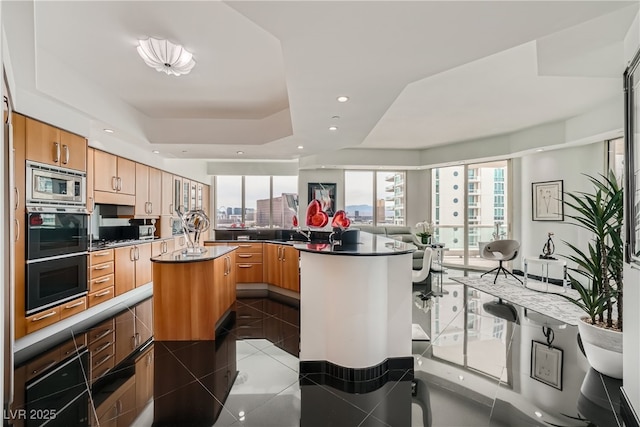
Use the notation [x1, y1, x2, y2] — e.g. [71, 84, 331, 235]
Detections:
[577, 317, 623, 379]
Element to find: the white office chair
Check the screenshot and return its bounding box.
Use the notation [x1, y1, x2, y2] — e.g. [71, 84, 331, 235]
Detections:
[480, 240, 523, 284]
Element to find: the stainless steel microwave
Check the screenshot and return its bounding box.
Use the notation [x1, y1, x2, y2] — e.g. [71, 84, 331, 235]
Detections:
[26, 161, 86, 208]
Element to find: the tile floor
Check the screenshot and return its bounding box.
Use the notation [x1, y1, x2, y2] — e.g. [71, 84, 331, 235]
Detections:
[11, 269, 623, 427]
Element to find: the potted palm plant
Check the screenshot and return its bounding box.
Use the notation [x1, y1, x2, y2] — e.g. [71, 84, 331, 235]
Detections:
[562, 171, 623, 378]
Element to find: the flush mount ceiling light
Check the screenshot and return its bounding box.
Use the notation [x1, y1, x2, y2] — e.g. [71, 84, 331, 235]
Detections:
[329, 126, 338, 131]
[137, 37, 195, 76]
[336, 96, 349, 103]
[103, 128, 114, 134]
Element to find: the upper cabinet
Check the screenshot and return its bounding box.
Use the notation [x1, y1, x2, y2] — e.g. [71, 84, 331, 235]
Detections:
[25, 117, 87, 172]
[135, 164, 161, 217]
[93, 150, 136, 205]
[161, 171, 174, 216]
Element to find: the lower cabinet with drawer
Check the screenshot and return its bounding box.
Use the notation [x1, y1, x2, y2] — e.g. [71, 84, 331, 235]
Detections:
[89, 249, 115, 307]
[88, 319, 116, 384]
[25, 295, 89, 334]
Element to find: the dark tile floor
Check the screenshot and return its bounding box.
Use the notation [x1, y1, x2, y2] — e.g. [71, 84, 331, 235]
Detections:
[10, 270, 622, 427]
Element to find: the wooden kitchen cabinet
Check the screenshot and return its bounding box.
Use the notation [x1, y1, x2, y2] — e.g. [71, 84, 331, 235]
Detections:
[87, 147, 95, 213]
[235, 242, 263, 283]
[114, 243, 152, 296]
[95, 376, 136, 427]
[115, 298, 152, 367]
[264, 243, 300, 292]
[135, 163, 161, 216]
[25, 117, 87, 171]
[182, 178, 191, 211]
[202, 184, 210, 217]
[13, 113, 27, 339]
[93, 150, 135, 205]
[152, 239, 174, 257]
[213, 252, 236, 322]
[135, 345, 154, 415]
[161, 171, 175, 216]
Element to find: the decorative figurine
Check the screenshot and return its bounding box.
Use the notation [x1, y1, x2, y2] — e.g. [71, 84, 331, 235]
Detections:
[540, 232, 556, 259]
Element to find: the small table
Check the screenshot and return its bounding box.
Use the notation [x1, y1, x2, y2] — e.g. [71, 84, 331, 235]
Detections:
[523, 256, 568, 292]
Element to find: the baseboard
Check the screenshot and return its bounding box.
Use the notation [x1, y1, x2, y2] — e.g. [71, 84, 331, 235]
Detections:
[621, 387, 640, 427]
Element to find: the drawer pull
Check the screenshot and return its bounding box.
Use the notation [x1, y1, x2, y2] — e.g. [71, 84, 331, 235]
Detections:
[239, 244, 252, 248]
[93, 329, 113, 341]
[94, 277, 111, 284]
[93, 252, 110, 257]
[31, 360, 58, 376]
[93, 265, 110, 270]
[238, 254, 253, 258]
[238, 264, 253, 268]
[94, 290, 111, 297]
[94, 353, 113, 368]
[31, 311, 56, 322]
[64, 301, 84, 309]
[93, 341, 113, 354]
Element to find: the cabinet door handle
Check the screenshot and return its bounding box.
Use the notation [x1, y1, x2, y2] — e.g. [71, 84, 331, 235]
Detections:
[135, 247, 140, 260]
[31, 360, 58, 376]
[149, 202, 153, 214]
[130, 247, 135, 261]
[239, 244, 252, 248]
[62, 144, 69, 165]
[64, 301, 84, 309]
[238, 264, 252, 268]
[93, 252, 110, 257]
[238, 254, 252, 258]
[89, 196, 95, 212]
[117, 177, 122, 192]
[94, 277, 111, 284]
[94, 289, 111, 297]
[277, 246, 282, 261]
[14, 187, 19, 210]
[93, 329, 113, 341]
[53, 142, 60, 163]
[31, 311, 56, 322]
[282, 247, 286, 262]
[93, 265, 110, 270]
[112, 176, 117, 191]
[14, 218, 19, 242]
[93, 341, 112, 354]
[94, 353, 113, 368]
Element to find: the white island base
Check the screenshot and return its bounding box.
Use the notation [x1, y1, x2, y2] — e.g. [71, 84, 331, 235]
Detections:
[299, 249, 413, 380]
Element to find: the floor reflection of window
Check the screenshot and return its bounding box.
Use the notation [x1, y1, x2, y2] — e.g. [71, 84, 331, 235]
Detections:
[431, 284, 510, 383]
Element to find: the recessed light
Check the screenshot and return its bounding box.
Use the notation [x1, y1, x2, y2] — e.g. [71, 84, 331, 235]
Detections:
[458, 375, 464, 381]
[534, 411, 543, 418]
[297, 145, 304, 149]
[181, 150, 188, 153]
[536, 148, 544, 152]
[336, 96, 349, 103]
[321, 166, 326, 168]
[103, 128, 114, 134]
[152, 150, 160, 154]
[237, 151, 244, 155]
[329, 126, 338, 131]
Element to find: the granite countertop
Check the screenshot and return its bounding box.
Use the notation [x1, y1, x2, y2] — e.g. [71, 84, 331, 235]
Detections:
[294, 232, 416, 256]
[151, 246, 237, 263]
[89, 237, 173, 251]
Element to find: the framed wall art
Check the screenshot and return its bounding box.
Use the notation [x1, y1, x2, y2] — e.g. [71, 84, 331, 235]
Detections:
[530, 341, 563, 390]
[532, 180, 564, 221]
[307, 182, 336, 216]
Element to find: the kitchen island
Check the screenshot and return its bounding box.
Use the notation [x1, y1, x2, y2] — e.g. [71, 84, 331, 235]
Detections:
[151, 246, 237, 340]
[294, 232, 415, 385]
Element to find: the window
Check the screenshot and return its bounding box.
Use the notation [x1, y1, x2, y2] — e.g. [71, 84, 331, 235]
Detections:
[432, 160, 509, 268]
[345, 170, 406, 225]
[214, 176, 298, 228]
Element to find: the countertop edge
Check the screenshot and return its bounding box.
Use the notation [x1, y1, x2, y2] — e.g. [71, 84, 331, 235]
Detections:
[151, 246, 237, 263]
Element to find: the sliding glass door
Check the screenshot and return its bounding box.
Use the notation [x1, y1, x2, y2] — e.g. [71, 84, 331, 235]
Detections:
[432, 161, 509, 269]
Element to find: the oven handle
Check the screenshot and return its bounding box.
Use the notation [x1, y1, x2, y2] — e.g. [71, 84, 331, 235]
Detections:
[26, 251, 89, 264]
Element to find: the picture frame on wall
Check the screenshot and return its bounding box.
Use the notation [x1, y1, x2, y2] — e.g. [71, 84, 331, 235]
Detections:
[532, 180, 564, 221]
[530, 341, 563, 390]
[307, 182, 336, 216]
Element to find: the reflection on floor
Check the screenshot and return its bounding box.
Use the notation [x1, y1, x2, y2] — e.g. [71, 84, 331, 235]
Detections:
[11, 270, 624, 427]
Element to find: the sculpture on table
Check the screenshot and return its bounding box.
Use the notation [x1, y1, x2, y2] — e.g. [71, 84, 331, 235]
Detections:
[178, 207, 210, 255]
[540, 232, 556, 260]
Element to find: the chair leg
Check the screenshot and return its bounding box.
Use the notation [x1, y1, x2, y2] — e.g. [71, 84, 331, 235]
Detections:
[485, 262, 523, 284]
[481, 266, 500, 278]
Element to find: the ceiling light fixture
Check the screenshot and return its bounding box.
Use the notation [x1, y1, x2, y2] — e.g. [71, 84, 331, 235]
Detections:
[103, 128, 114, 134]
[336, 96, 349, 103]
[297, 145, 304, 149]
[152, 150, 160, 154]
[536, 148, 545, 152]
[329, 126, 338, 131]
[534, 411, 543, 418]
[236, 151, 244, 155]
[137, 37, 195, 76]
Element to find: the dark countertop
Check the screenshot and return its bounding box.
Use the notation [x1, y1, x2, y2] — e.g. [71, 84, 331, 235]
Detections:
[151, 246, 237, 263]
[89, 237, 173, 251]
[294, 232, 416, 256]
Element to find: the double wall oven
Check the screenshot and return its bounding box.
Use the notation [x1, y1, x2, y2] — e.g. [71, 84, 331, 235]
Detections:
[25, 161, 89, 316]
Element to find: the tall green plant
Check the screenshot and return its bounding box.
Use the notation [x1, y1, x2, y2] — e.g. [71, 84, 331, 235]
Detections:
[562, 171, 623, 330]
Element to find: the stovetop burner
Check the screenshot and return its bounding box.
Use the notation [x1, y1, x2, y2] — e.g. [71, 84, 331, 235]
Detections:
[91, 239, 139, 249]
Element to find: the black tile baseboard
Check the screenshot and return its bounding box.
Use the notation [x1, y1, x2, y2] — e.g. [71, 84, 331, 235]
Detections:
[300, 357, 413, 394]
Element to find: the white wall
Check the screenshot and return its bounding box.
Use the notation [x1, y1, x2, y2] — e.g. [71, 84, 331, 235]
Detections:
[518, 142, 605, 279]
